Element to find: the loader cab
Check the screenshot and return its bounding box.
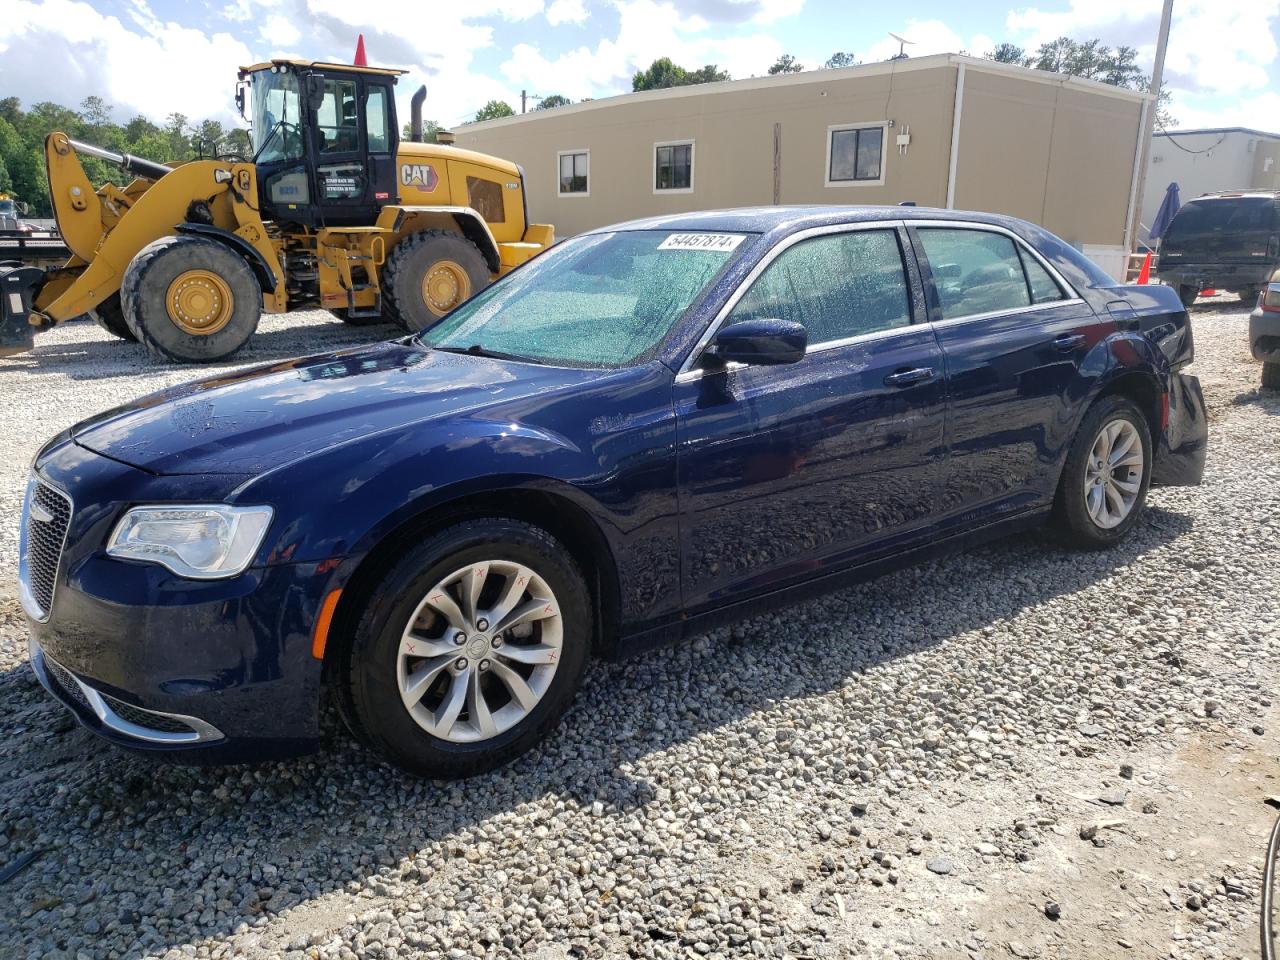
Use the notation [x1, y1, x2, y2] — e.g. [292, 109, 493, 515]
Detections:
[241, 60, 402, 227]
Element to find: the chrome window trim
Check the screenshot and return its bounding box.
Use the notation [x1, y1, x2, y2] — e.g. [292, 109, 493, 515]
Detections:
[906, 218, 1082, 305]
[40, 648, 224, 745]
[675, 220, 911, 381]
[927, 297, 1086, 330]
[17, 474, 73, 623]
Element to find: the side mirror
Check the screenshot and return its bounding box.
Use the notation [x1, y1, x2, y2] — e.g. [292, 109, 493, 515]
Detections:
[305, 75, 326, 111]
[703, 318, 806, 367]
[16, 202, 28, 215]
[234, 83, 247, 120]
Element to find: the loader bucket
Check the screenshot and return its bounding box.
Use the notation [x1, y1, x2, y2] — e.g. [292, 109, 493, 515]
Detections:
[0, 262, 46, 355]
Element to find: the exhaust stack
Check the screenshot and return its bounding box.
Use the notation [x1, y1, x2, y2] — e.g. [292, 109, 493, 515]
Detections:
[410, 86, 427, 142]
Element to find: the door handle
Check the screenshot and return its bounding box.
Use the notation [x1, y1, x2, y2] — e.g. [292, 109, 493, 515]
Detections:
[884, 366, 935, 387]
[1054, 333, 1086, 351]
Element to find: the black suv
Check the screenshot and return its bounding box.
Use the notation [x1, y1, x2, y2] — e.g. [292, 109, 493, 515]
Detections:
[1157, 191, 1280, 306]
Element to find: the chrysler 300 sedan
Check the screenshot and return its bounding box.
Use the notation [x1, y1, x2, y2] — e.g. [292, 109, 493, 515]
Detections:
[22, 207, 1207, 777]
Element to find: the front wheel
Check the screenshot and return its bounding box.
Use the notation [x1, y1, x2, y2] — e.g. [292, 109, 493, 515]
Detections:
[1051, 396, 1152, 549]
[339, 518, 591, 778]
[92, 293, 137, 341]
[382, 230, 491, 333]
[1177, 285, 1199, 308]
[121, 235, 261, 362]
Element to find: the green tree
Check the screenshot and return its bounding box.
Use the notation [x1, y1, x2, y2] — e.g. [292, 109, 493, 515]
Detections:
[475, 100, 515, 121]
[632, 57, 728, 91]
[768, 54, 804, 75]
[535, 94, 572, 110]
[401, 118, 443, 142]
[824, 52, 859, 69]
[985, 43, 1029, 65]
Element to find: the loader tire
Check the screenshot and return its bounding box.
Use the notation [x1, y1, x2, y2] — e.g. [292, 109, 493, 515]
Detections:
[382, 230, 490, 333]
[121, 235, 261, 363]
[92, 293, 137, 342]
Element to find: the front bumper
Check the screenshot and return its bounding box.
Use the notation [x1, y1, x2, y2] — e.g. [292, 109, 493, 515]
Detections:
[23, 436, 332, 764]
[1151, 372, 1207, 487]
[1250, 307, 1280, 364]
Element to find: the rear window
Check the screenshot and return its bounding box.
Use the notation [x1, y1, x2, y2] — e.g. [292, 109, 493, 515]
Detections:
[1166, 198, 1276, 239]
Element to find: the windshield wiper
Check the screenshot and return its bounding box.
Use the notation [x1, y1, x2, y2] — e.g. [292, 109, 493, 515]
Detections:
[433, 343, 545, 365]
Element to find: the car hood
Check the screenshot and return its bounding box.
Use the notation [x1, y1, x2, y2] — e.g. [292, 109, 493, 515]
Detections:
[71, 340, 606, 477]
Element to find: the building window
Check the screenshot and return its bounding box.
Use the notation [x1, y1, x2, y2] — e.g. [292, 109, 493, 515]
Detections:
[558, 150, 589, 197]
[654, 140, 694, 193]
[825, 123, 887, 186]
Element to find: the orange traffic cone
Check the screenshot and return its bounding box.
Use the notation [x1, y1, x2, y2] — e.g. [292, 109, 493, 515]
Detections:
[354, 34, 368, 66]
[1136, 250, 1152, 284]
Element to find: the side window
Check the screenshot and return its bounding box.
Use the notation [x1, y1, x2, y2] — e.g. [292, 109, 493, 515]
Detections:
[726, 230, 911, 344]
[365, 86, 389, 153]
[827, 124, 885, 184]
[918, 229, 1031, 320]
[317, 78, 359, 153]
[1018, 247, 1066, 304]
[467, 176, 506, 223]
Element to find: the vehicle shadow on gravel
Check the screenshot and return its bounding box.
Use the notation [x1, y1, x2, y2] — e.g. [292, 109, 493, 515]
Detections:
[0, 318, 397, 381]
[0, 506, 1195, 958]
[1228, 387, 1280, 413]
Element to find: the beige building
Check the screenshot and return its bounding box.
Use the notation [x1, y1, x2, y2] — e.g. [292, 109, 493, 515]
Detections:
[453, 54, 1151, 279]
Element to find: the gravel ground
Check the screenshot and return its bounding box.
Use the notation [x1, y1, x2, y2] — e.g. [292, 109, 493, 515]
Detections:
[0, 299, 1278, 960]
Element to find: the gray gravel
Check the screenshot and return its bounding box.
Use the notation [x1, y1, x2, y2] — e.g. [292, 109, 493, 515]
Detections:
[1, 298, 1278, 959]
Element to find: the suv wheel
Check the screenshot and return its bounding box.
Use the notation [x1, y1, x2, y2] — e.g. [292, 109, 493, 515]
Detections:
[1264, 361, 1280, 391]
[1177, 285, 1199, 308]
[339, 518, 591, 778]
[1051, 396, 1152, 549]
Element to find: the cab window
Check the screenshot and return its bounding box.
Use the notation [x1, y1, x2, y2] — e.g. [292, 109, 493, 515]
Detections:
[365, 86, 390, 153]
[317, 78, 359, 154]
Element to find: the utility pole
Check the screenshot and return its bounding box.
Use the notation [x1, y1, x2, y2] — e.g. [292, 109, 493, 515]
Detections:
[1128, 0, 1174, 252]
[521, 90, 527, 114]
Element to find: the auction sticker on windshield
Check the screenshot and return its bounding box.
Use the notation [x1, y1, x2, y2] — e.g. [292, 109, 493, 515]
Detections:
[657, 233, 746, 252]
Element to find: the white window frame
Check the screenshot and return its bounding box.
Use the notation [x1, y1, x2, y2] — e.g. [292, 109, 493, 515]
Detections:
[653, 139, 695, 195]
[824, 121, 889, 188]
[556, 148, 590, 198]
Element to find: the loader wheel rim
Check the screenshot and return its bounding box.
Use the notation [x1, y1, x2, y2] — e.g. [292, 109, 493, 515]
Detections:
[166, 270, 234, 335]
[422, 261, 471, 316]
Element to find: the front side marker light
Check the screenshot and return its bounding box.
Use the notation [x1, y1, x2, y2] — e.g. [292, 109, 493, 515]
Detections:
[107, 505, 274, 579]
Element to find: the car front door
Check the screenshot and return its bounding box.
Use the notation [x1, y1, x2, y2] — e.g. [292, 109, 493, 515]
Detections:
[908, 223, 1104, 529]
[675, 224, 948, 612]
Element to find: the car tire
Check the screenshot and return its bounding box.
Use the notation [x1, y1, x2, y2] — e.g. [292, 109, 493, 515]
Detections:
[121, 235, 261, 363]
[382, 230, 491, 333]
[1051, 395, 1153, 550]
[1177, 285, 1199, 308]
[1264, 361, 1280, 391]
[92, 293, 137, 342]
[339, 518, 592, 778]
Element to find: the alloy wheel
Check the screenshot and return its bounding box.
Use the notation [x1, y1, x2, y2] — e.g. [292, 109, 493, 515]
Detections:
[396, 560, 563, 743]
[1083, 418, 1144, 529]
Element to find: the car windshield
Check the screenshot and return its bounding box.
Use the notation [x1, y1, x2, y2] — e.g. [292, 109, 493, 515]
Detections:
[418, 230, 750, 367]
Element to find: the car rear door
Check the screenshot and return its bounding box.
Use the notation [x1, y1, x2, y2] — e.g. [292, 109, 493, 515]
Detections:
[908, 222, 1103, 530]
[674, 224, 947, 612]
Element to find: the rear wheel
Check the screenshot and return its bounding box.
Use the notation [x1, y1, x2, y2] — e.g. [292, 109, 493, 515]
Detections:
[92, 293, 136, 342]
[1263, 361, 1280, 391]
[1051, 396, 1152, 549]
[121, 235, 261, 362]
[338, 518, 591, 778]
[1177, 285, 1199, 308]
[1238, 286, 1261, 305]
[382, 230, 490, 333]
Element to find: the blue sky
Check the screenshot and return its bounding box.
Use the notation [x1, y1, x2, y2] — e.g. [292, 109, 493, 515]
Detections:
[2, 0, 1277, 132]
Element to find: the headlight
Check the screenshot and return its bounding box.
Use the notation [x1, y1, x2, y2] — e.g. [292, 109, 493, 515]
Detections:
[106, 505, 274, 579]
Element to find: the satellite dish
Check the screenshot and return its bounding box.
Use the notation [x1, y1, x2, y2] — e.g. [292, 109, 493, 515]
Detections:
[888, 32, 915, 60]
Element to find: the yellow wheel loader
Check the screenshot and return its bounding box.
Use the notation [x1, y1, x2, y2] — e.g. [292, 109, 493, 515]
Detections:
[0, 60, 554, 363]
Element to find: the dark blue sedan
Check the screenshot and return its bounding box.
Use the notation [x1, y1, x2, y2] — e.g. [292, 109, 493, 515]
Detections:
[22, 207, 1207, 777]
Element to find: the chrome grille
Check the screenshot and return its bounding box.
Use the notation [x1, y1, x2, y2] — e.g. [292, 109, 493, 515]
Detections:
[19, 479, 72, 619]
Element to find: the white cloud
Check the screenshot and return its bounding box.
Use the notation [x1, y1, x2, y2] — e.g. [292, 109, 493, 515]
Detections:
[259, 13, 302, 47]
[0, 0, 255, 122]
[546, 0, 588, 26]
[1167, 90, 1280, 131]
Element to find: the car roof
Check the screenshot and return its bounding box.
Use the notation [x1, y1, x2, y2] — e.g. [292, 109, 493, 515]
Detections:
[592, 205, 1040, 235]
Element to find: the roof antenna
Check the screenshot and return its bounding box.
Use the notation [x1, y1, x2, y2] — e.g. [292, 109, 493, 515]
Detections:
[888, 32, 914, 60]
